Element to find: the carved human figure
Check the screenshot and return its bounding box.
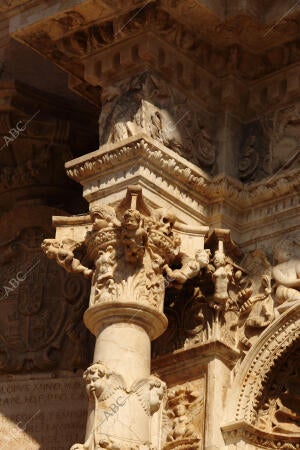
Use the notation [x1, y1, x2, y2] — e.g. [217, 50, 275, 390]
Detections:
[167, 404, 196, 442]
[272, 235, 300, 313]
[89, 204, 119, 231]
[71, 361, 126, 450]
[165, 382, 202, 444]
[163, 249, 210, 288]
[211, 250, 234, 307]
[238, 135, 260, 180]
[96, 246, 116, 282]
[121, 209, 147, 264]
[148, 376, 167, 415]
[42, 238, 93, 278]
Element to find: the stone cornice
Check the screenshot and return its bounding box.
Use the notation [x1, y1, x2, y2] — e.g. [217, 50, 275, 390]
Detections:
[152, 339, 240, 384]
[63, 136, 299, 246]
[0, 0, 37, 15]
[9, 1, 300, 116]
[65, 135, 299, 209]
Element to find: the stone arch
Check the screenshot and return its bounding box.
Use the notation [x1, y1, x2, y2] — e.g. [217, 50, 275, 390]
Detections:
[222, 303, 300, 448]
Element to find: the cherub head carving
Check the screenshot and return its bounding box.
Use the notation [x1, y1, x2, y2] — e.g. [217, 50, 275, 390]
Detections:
[90, 205, 117, 231]
[195, 249, 211, 267]
[122, 209, 141, 230]
[83, 361, 111, 398]
[148, 376, 167, 415]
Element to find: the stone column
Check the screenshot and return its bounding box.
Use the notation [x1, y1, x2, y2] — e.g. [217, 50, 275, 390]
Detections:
[43, 183, 202, 450]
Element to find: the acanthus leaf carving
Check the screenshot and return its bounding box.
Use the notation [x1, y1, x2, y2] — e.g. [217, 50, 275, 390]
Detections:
[42, 186, 184, 313]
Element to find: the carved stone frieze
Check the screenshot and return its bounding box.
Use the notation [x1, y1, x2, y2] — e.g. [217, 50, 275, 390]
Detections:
[11, 1, 300, 118]
[153, 242, 276, 356]
[162, 379, 204, 450]
[65, 136, 299, 213]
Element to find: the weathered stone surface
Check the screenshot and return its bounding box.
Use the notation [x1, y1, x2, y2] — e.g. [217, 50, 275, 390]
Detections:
[0, 1, 299, 450]
[0, 376, 87, 450]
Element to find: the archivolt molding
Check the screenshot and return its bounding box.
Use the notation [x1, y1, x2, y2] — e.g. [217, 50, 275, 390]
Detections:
[222, 422, 300, 449]
[223, 303, 300, 441]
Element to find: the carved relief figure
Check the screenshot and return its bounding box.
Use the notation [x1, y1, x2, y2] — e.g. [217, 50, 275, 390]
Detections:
[272, 234, 300, 313]
[121, 209, 147, 264]
[42, 238, 92, 278]
[163, 249, 210, 288]
[238, 249, 275, 349]
[99, 72, 216, 170]
[211, 250, 235, 308]
[43, 187, 182, 311]
[164, 381, 203, 449]
[71, 361, 126, 450]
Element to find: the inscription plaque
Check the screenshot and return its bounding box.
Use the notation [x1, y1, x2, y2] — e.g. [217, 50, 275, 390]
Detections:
[0, 376, 87, 450]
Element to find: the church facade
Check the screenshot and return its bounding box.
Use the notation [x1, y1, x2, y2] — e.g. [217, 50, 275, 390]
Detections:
[0, 1, 299, 449]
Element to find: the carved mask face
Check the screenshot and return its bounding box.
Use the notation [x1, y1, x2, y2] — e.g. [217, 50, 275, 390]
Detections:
[123, 209, 140, 230]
